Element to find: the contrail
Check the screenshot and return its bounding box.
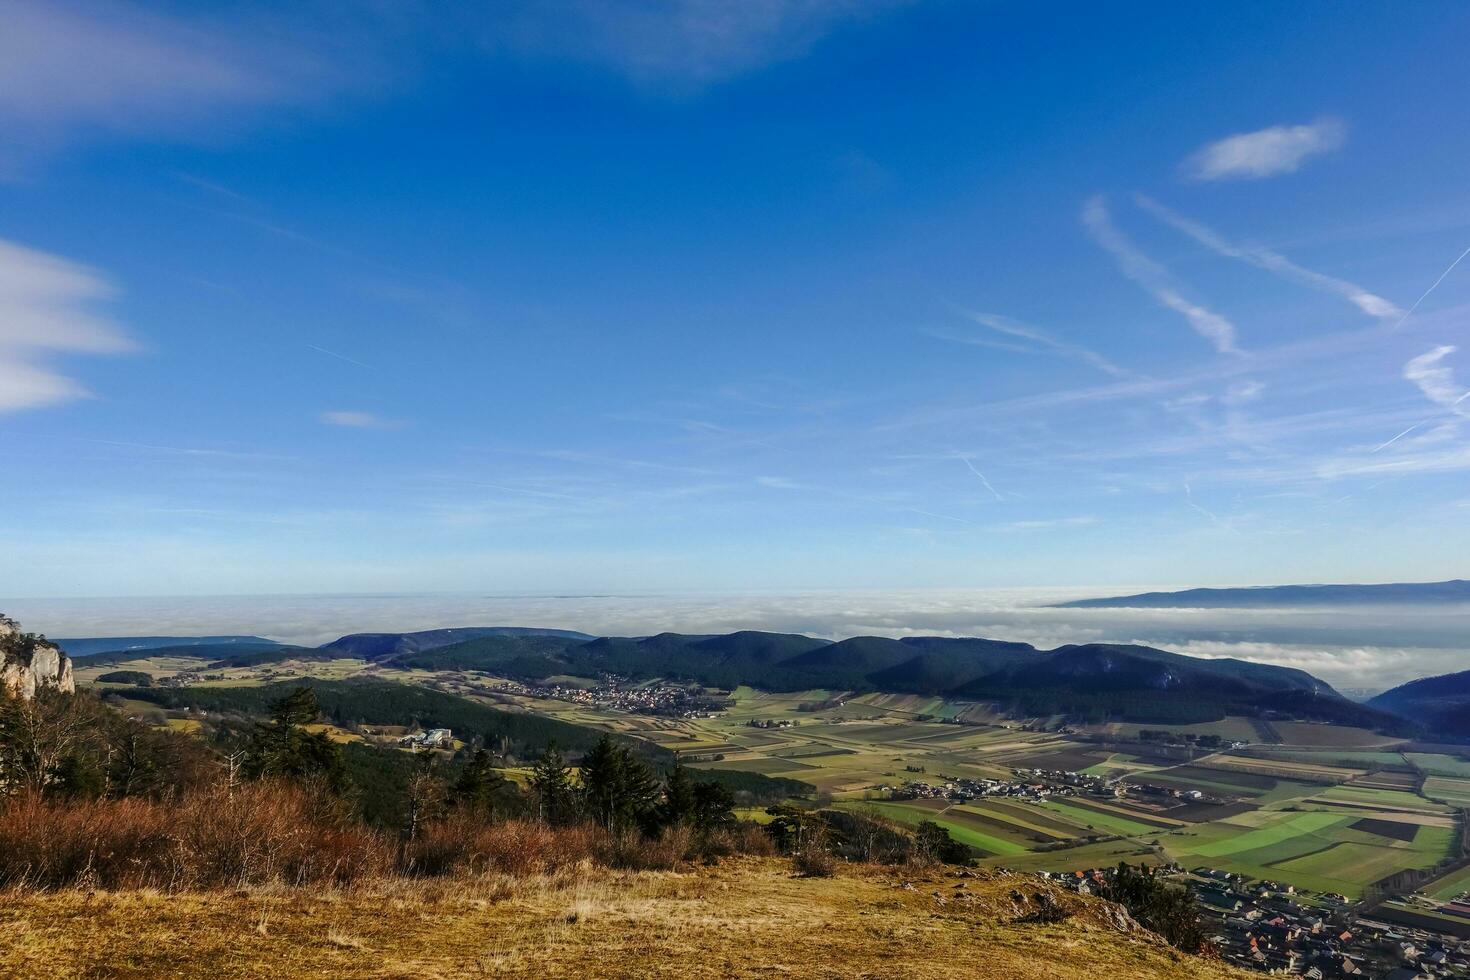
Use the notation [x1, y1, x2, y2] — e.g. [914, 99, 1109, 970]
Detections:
[960, 311, 1135, 379]
[907, 507, 973, 525]
[1184, 482, 1223, 526]
[1393, 245, 1470, 330]
[308, 344, 373, 369]
[1136, 195, 1402, 319]
[1371, 421, 1426, 453]
[956, 454, 1004, 501]
[1083, 196, 1240, 355]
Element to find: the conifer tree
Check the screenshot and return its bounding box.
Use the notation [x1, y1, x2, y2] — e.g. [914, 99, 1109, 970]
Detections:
[529, 742, 578, 826]
[579, 735, 658, 831]
[242, 686, 348, 794]
[450, 747, 511, 817]
[659, 754, 697, 827]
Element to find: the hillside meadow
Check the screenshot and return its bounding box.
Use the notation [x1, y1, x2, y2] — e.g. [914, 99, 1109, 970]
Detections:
[0, 858, 1248, 980]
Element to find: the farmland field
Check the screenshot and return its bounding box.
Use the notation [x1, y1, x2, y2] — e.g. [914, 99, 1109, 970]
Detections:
[1424, 777, 1470, 807]
[1408, 753, 1470, 778]
[78, 660, 1467, 902]
[831, 800, 1029, 857]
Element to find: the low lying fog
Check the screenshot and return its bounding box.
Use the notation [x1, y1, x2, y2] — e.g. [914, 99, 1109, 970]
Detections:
[9, 589, 1469, 695]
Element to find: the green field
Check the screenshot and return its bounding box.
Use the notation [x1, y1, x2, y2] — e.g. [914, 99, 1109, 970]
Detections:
[1314, 784, 1453, 814]
[89, 657, 1465, 901]
[1424, 776, 1470, 807]
[1408, 753, 1470, 778]
[1424, 862, 1470, 900]
[832, 801, 1028, 857]
[1037, 799, 1161, 837]
[1184, 811, 1344, 859]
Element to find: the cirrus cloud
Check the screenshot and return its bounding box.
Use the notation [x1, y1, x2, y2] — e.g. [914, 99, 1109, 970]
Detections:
[0, 238, 134, 412]
[320, 410, 403, 429]
[1404, 346, 1470, 418]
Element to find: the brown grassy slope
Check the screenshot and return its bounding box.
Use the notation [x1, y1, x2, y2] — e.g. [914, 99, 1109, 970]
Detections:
[0, 858, 1247, 980]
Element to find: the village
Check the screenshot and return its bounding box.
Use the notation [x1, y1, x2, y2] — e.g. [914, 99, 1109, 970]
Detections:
[884, 765, 1216, 805]
[1051, 864, 1470, 977]
[486, 676, 728, 719]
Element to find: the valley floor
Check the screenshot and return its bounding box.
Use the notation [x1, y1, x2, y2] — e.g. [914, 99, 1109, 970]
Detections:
[0, 858, 1246, 980]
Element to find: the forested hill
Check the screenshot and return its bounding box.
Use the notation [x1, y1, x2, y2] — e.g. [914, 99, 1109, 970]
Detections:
[179, 628, 1403, 732]
[72, 623, 1412, 731]
[1370, 669, 1470, 740]
[1054, 579, 1470, 608]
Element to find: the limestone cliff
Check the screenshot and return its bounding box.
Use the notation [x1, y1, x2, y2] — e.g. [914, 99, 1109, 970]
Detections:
[0, 614, 75, 699]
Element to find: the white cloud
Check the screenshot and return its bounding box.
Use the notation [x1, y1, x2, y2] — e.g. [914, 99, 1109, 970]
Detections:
[1082, 196, 1241, 354]
[1184, 118, 1345, 181]
[319, 410, 402, 429]
[480, 0, 911, 88]
[1135, 195, 1401, 318]
[1404, 346, 1470, 418]
[0, 1, 907, 169]
[0, 1, 336, 170]
[0, 238, 133, 412]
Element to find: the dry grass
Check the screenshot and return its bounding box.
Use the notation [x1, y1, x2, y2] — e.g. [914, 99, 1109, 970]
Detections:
[0, 784, 390, 890]
[0, 858, 1249, 979]
[0, 788, 737, 891]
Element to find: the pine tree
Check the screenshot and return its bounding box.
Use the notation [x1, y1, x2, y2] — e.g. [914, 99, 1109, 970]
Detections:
[691, 780, 736, 833]
[659, 754, 697, 828]
[578, 735, 625, 829]
[529, 742, 578, 826]
[242, 686, 348, 794]
[450, 748, 511, 817]
[579, 735, 658, 831]
[619, 746, 660, 833]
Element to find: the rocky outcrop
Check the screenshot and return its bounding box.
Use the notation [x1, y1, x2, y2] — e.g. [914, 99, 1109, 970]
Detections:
[0, 614, 75, 699]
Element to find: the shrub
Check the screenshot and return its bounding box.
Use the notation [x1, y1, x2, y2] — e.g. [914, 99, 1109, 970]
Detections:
[400, 815, 598, 877]
[0, 783, 391, 890]
[595, 825, 693, 871]
[1, 787, 781, 890]
[791, 845, 835, 878]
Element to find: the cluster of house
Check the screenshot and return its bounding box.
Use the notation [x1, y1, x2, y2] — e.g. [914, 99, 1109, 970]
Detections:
[746, 718, 798, 729]
[489, 676, 726, 718]
[398, 728, 453, 749]
[886, 767, 1118, 803]
[1051, 864, 1470, 978]
[1118, 778, 1220, 804]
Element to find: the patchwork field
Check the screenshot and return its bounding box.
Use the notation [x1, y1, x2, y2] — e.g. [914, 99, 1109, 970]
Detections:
[78, 661, 1469, 902]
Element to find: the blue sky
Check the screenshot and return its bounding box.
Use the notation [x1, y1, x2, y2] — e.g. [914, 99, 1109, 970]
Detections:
[3, 0, 1470, 598]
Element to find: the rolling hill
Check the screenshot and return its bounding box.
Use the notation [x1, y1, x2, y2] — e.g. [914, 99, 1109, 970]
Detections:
[1369, 669, 1470, 739]
[164, 624, 1406, 732]
[72, 620, 1410, 732]
[318, 626, 595, 660]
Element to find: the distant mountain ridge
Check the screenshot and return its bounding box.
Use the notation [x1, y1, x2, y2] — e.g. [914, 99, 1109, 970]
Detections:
[1054, 579, 1470, 608]
[317, 626, 595, 660]
[56, 635, 281, 657]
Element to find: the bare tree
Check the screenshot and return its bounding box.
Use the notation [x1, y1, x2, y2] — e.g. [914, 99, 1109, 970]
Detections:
[0, 687, 95, 795]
